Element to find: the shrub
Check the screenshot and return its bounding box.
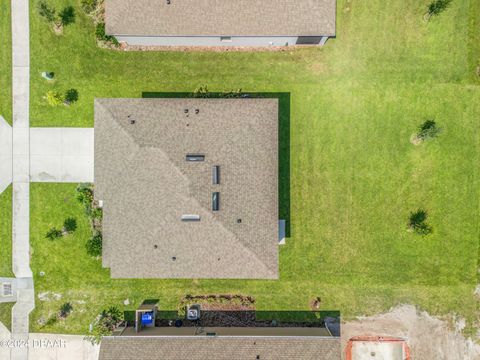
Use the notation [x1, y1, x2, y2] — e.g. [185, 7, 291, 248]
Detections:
[65, 89, 79, 104]
[408, 209, 433, 236]
[193, 85, 210, 98]
[95, 23, 119, 46]
[86, 307, 124, 344]
[63, 218, 77, 234]
[427, 0, 452, 16]
[59, 6, 75, 26]
[45, 227, 62, 240]
[81, 0, 97, 14]
[92, 207, 103, 220]
[223, 88, 243, 98]
[59, 302, 73, 318]
[86, 232, 102, 257]
[37, 0, 56, 23]
[417, 120, 440, 141]
[45, 90, 64, 106]
[76, 183, 94, 215]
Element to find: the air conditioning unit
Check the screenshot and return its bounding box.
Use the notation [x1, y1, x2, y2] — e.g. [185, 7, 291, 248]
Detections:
[187, 304, 201, 321]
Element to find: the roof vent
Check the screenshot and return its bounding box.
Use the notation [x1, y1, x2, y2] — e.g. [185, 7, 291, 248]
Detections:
[181, 214, 201, 222]
[186, 154, 205, 162]
[195, 109, 200, 114]
[212, 166, 220, 184]
[212, 192, 220, 212]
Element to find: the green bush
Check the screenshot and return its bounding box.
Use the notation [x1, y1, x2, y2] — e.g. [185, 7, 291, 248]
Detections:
[63, 218, 77, 233]
[65, 89, 79, 104]
[45, 227, 62, 240]
[59, 6, 75, 26]
[95, 23, 119, 46]
[408, 209, 433, 236]
[76, 183, 94, 215]
[86, 307, 123, 344]
[59, 302, 73, 318]
[81, 0, 97, 14]
[193, 85, 210, 98]
[427, 0, 452, 16]
[86, 232, 102, 256]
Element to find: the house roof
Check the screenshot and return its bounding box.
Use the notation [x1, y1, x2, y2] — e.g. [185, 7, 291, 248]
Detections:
[94, 98, 279, 279]
[99, 336, 341, 360]
[105, 0, 336, 37]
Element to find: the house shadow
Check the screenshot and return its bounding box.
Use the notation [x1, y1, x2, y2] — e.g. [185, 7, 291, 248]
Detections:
[141, 91, 291, 238]
[155, 310, 340, 336]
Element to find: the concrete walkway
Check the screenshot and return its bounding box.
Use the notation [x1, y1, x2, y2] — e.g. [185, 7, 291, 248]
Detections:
[11, 0, 34, 359]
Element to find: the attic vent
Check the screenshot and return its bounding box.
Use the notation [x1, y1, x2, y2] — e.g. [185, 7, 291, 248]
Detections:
[186, 154, 205, 162]
[212, 166, 220, 184]
[2, 283, 12, 297]
[212, 192, 219, 212]
[181, 214, 201, 222]
[220, 36, 232, 42]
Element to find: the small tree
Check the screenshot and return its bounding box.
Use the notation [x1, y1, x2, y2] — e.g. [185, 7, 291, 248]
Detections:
[86, 232, 102, 257]
[408, 209, 433, 236]
[59, 302, 73, 318]
[417, 120, 440, 141]
[37, 0, 56, 23]
[45, 90, 64, 106]
[59, 6, 75, 26]
[64, 89, 79, 104]
[45, 227, 62, 240]
[63, 218, 77, 234]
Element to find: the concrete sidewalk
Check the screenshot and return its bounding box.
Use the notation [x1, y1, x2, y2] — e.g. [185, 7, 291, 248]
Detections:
[11, 0, 33, 359]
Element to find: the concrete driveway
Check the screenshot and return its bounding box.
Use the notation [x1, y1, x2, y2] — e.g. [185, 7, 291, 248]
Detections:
[29, 128, 94, 183]
[27, 334, 99, 360]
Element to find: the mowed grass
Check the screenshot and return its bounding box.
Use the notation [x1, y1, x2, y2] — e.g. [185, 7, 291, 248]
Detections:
[0, 0, 12, 124]
[26, 0, 480, 334]
[0, 186, 13, 330]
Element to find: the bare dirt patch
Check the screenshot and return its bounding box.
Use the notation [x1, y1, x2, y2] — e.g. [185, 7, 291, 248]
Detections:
[341, 305, 480, 360]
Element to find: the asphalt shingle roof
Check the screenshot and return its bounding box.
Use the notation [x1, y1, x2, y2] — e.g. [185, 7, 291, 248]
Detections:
[105, 0, 336, 37]
[99, 336, 341, 360]
[94, 98, 279, 279]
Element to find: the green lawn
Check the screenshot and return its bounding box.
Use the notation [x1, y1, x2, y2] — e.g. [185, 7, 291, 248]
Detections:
[26, 0, 480, 334]
[0, 186, 13, 330]
[0, 186, 13, 278]
[0, 0, 12, 124]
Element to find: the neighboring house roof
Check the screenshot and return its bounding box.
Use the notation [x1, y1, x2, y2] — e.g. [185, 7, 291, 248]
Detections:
[99, 337, 341, 360]
[94, 98, 279, 279]
[105, 0, 336, 37]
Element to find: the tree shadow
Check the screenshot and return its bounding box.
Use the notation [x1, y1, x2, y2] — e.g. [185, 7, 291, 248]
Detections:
[141, 91, 291, 237]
